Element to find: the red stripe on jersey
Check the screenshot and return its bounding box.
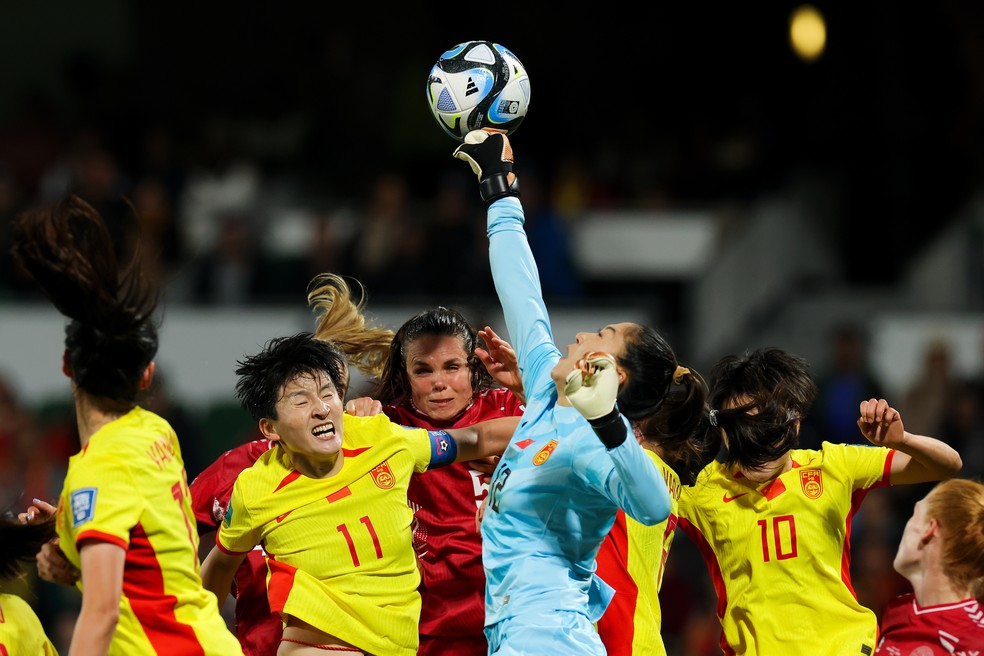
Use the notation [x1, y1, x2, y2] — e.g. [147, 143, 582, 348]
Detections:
[215, 536, 253, 556]
[327, 487, 351, 503]
[762, 478, 786, 500]
[342, 446, 371, 457]
[840, 487, 869, 600]
[266, 557, 298, 614]
[76, 529, 128, 551]
[595, 511, 637, 656]
[275, 470, 302, 492]
[677, 517, 735, 656]
[123, 523, 205, 654]
[877, 450, 896, 487]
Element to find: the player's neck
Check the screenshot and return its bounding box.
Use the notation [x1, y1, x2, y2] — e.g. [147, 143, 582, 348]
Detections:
[291, 451, 344, 479]
[75, 391, 133, 446]
[911, 565, 972, 607]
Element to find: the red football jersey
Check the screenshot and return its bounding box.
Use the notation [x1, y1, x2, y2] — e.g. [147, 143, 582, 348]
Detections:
[385, 388, 524, 644]
[190, 439, 279, 656]
[876, 593, 984, 655]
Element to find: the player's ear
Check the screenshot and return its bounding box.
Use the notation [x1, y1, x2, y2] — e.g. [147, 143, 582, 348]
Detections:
[920, 517, 939, 545]
[258, 418, 280, 443]
[138, 361, 156, 391]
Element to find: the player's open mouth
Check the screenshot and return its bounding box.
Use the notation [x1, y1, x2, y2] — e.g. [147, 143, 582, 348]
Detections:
[312, 422, 335, 440]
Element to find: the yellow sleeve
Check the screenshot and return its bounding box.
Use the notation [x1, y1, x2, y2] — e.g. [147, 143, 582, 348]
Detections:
[824, 441, 892, 490]
[216, 476, 261, 555]
[63, 450, 142, 549]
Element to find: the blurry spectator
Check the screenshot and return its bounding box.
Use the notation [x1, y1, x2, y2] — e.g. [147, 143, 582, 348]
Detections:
[181, 210, 272, 305]
[346, 171, 426, 298]
[0, 165, 34, 298]
[0, 91, 67, 199]
[517, 164, 584, 302]
[420, 170, 484, 298]
[177, 118, 264, 259]
[902, 339, 956, 436]
[126, 176, 187, 288]
[136, 125, 187, 206]
[940, 379, 984, 478]
[0, 372, 37, 511]
[38, 131, 133, 253]
[802, 323, 885, 448]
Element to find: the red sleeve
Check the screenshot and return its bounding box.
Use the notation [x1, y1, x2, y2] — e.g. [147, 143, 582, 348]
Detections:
[189, 439, 271, 533]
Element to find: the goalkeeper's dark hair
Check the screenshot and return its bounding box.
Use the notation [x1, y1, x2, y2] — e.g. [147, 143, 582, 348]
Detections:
[0, 514, 57, 580]
[11, 195, 160, 407]
[235, 333, 346, 421]
[375, 307, 495, 406]
[708, 347, 818, 472]
[619, 324, 718, 484]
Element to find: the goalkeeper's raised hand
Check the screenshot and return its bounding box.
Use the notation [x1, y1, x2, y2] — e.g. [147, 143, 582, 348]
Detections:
[564, 352, 630, 448]
[453, 129, 520, 206]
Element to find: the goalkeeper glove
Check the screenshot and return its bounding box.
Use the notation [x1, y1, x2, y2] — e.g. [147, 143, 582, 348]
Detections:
[564, 352, 629, 449]
[453, 129, 520, 205]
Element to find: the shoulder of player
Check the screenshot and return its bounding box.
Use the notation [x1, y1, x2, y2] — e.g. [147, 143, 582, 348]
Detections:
[343, 412, 426, 445]
[810, 440, 888, 465]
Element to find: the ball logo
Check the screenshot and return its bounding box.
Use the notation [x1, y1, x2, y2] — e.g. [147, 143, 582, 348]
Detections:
[532, 440, 558, 466]
[371, 462, 396, 489]
[799, 469, 823, 499]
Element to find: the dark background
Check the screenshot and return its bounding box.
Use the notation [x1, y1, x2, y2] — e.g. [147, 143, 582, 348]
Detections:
[1, 2, 982, 284]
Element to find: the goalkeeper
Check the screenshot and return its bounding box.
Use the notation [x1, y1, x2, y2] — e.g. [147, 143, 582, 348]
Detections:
[454, 130, 713, 655]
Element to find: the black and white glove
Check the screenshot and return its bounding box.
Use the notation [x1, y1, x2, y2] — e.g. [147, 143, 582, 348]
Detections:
[564, 352, 629, 449]
[453, 129, 520, 206]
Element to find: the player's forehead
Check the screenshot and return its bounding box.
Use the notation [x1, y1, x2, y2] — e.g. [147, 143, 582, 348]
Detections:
[279, 371, 336, 396]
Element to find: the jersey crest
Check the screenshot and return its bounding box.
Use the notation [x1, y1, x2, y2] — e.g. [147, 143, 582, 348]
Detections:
[371, 461, 396, 489]
[532, 439, 558, 466]
[799, 469, 823, 499]
[70, 488, 97, 527]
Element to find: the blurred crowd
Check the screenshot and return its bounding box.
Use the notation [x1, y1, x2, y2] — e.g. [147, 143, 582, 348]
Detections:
[0, 115, 600, 310]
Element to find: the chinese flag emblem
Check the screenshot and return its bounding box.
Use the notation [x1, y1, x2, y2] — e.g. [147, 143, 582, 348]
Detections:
[371, 462, 396, 489]
[533, 439, 558, 466]
[799, 469, 823, 499]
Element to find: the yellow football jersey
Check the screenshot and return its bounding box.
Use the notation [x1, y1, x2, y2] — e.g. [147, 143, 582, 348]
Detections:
[55, 407, 242, 655]
[0, 592, 57, 655]
[678, 441, 893, 656]
[597, 450, 682, 656]
[217, 413, 434, 656]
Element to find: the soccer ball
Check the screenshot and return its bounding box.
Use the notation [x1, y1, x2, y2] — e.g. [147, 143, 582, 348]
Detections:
[426, 40, 531, 141]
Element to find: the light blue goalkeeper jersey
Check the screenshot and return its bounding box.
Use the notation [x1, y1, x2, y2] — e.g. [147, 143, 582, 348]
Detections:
[481, 196, 672, 628]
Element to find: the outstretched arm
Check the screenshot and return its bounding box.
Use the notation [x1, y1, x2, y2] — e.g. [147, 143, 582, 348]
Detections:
[447, 416, 520, 463]
[857, 398, 962, 485]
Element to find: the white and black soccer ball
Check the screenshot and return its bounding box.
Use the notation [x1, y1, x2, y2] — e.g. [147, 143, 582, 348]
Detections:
[426, 40, 531, 141]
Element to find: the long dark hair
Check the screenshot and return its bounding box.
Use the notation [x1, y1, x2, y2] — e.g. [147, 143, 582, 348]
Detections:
[0, 515, 57, 580]
[618, 324, 717, 485]
[11, 195, 160, 406]
[374, 307, 494, 405]
[708, 347, 818, 472]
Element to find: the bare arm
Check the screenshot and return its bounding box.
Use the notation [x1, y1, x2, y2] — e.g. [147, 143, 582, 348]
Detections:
[857, 398, 962, 485]
[69, 541, 125, 656]
[447, 416, 520, 463]
[200, 544, 247, 608]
